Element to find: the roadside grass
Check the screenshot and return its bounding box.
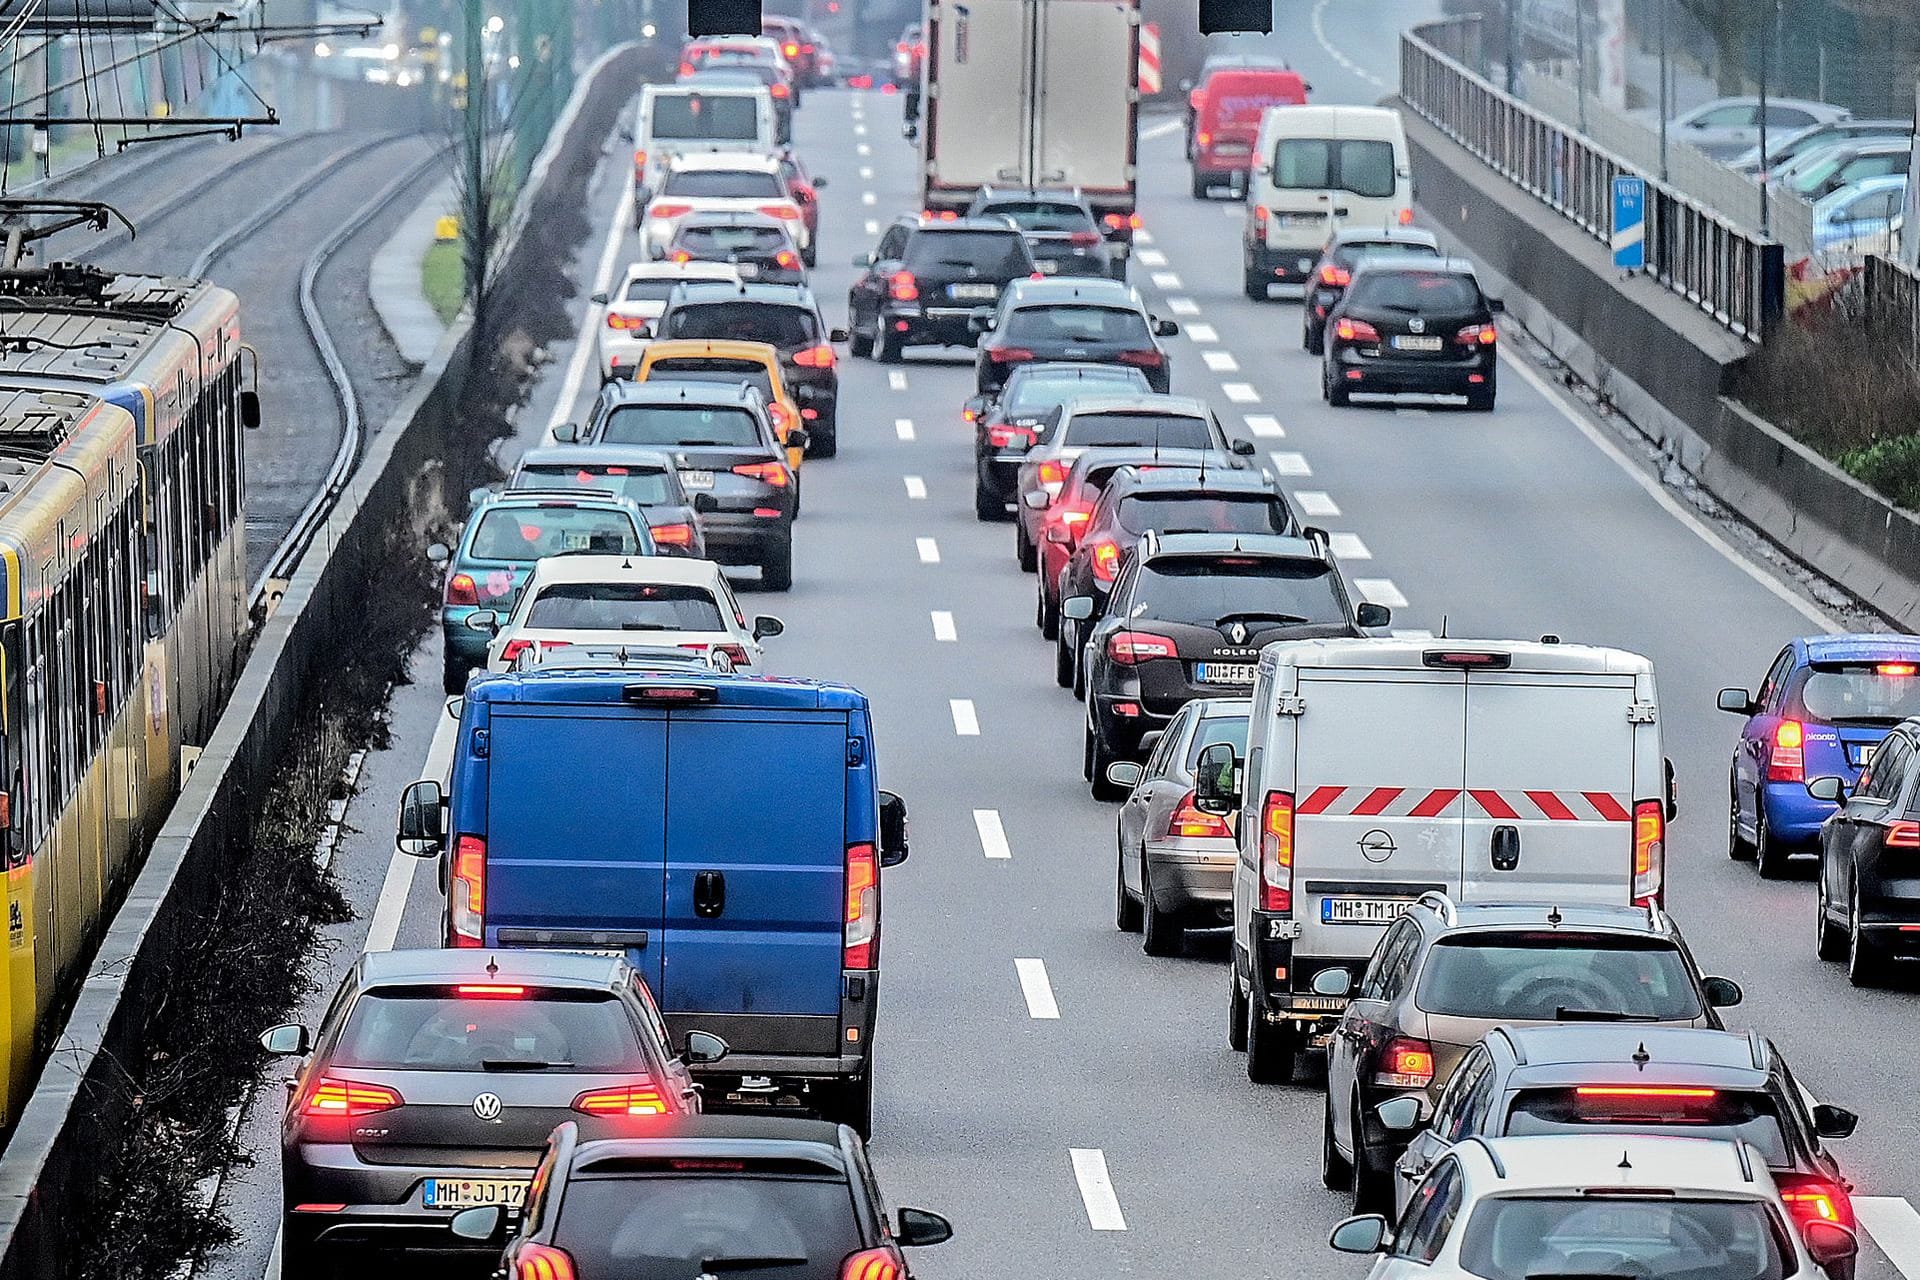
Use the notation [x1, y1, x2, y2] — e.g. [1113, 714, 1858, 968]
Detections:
[421, 238, 466, 326]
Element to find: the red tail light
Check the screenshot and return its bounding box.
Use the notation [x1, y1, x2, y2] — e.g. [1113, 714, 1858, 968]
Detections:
[516, 1244, 578, 1280]
[572, 1084, 669, 1116]
[733, 461, 791, 488]
[1053, 504, 1092, 535]
[303, 1078, 403, 1118]
[1334, 317, 1381, 343]
[677, 61, 694, 76]
[842, 1247, 903, 1280]
[1575, 1085, 1717, 1099]
[1375, 1036, 1437, 1088]
[783, 41, 799, 55]
[1260, 791, 1293, 912]
[888, 270, 918, 301]
[1068, 229, 1102, 246]
[681, 641, 752, 667]
[1318, 264, 1352, 287]
[1253, 205, 1269, 244]
[1170, 790, 1233, 838]
[649, 201, 693, 218]
[1101, 212, 1142, 231]
[1632, 800, 1664, 907]
[1197, 130, 1213, 148]
[1116, 349, 1164, 367]
[498, 637, 567, 664]
[771, 84, 792, 102]
[1887, 820, 1920, 848]
[669, 250, 693, 264]
[758, 203, 802, 221]
[1037, 460, 1067, 487]
[451, 834, 486, 946]
[775, 249, 800, 269]
[1778, 1175, 1854, 1228]
[606, 312, 649, 330]
[445, 572, 479, 606]
[1107, 631, 1175, 664]
[1878, 662, 1918, 676]
[1089, 539, 1122, 583]
[1397, 207, 1415, 225]
[651, 522, 695, 547]
[767, 401, 793, 434]
[1769, 719, 1805, 782]
[633, 148, 648, 170]
[844, 842, 878, 969]
[1455, 323, 1498, 346]
[793, 343, 836, 368]
[989, 346, 1035, 363]
[987, 423, 1037, 449]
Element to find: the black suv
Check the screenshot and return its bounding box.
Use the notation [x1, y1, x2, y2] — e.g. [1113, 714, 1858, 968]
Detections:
[848, 216, 1038, 360]
[967, 362, 1151, 522]
[1315, 896, 1743, 1214]
[1323, 258, 1503, 410]
[966, 186, 1117, 278]
[1054, 467, 1298, 691]
[451, 1117, 953, 1280]
[975, 277, 1178, 395]
[1378, 1023, 1859, 1272]
[657, 281, 849, 455]
[1068, 531, 1387, 798]
[1811, 714, 1920, 986]
[1302, 226, 1442, 353]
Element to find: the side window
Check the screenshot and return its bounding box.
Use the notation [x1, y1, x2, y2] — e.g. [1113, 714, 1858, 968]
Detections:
[1864, 737, 1911, 802]
[1758, 648, 1793, 710]
[1108, 559, 1140, 611]
[1359, 920, 1414, 1001]
[1381, 928, 1425, 1002]
[1145, 710, 1186, 778]
[1395, 1158, 1464, 1263]
[1452, 1061, 1500, 1139]
[878, 227, 909, 261]
[1428, 1047, 1485, 1140]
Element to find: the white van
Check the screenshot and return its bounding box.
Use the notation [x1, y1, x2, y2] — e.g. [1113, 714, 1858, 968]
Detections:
[1198, 637, 1672, 1079]
[1241, 104, 1413, 299]
[633, 85, 778, 216]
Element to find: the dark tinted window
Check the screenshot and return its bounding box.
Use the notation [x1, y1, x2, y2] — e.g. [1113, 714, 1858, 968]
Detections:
[1504, 1087, 1791, 1165]
[1061, 412, 1212, 450]
[651, 94, 761, 141]
[1003, 368, 1150, 416]
[675, 224, 792, 255]
[662, 170, 786, 199]
[599, 404, 762, 448]
[333, 990, 642, 1071]
[1457, 1198, 1788, 1280]
[554, 1175, 862, 1278]
[1347, 270, 1483, 312]
[664, 302, 819, 347]
[468, 508, 642, 562]
[1795, 664, 1920, 724]
[1273, 138, 1398, 197]
[643, 362, 777, 405]
[625, 279, 681, 301]
[979, 201, 1096, 232]
[905, 230, 1033, 275]
[517, 464, 679, 507]
[1118, 494, 1293, 537]
[526, 583, 726, 632]
[1333, 241, 1441, 269]
[1002, 305, 1153, 345]
[1416, 933, 1703, 1021]
[1136, 556, 1347, 625]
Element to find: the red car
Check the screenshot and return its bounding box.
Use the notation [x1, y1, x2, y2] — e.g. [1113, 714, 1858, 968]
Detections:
[777, 147, 826, 267]
[1188, 67, 1309, 199]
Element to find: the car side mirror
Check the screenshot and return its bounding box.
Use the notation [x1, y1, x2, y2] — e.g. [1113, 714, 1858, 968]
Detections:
[1813, 1103, 1858, 1139]
[397, 778, 446, 858]
[969, 315, 993, 333]
[879, 789, 910, 866]
[445, 696, 465, 720]
[1701, 975, 1743, 1008]
[465, 610, 500, 634]
[1154, 317, 1179, 337]
[1329, 1216, 1390, 1255]
[1807, 776, 1848, 803]
[1311, 968, 1352, 997]
[896, 1207, 952, 1248]
[635, 185, 654, 206]
[240, 388, 263, 429]
[786, 427, 811, 452]
[1716, 687, 1756, 715]
[1022, 489, 1052, 510]
[813, 175, 830, 189]
[259, 1023, 310, 1057]
[590, 291, 610, 305]
[553, 421, 581, 444]
[683, 1030, 729, 1065]
[1105, 760, 1144, 790]
[752, 615, 784, 640]
[693, 493, 719, 514]
[1375, 1095, 1424, 1132]
[829, 326, 850, 343]
[853, 251, 874, 267]
[448, 1205, 508, 1244]
[426, 542, 451, 564]
[1061, 596, 1094, 621]
[1230, 439, 1256, 456]
[1804, 1222, 1860, 1273]
[1488, 297, 1506, 313]
[1356, 601, 1391, 629]
[1193, 742, 1239, 815]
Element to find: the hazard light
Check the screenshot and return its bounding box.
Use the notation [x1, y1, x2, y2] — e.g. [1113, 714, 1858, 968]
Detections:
[1768, 719, 1805, 782]
[1878, 663, 1918, 676]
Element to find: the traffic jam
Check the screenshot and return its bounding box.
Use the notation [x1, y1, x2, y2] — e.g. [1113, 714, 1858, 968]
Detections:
[264, 7, 1920, 1280]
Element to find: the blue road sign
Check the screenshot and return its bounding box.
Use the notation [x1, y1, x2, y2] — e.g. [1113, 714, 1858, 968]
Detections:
[1612, 175, 1647, 272]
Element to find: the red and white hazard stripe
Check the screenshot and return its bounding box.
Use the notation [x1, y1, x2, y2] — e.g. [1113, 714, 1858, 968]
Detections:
[1297, 786, 1632, 822]
[1137, 22, 1161, 94]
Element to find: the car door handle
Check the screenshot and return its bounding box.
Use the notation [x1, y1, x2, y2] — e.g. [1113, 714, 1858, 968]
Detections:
[693, 870, 726, 919]
[1490, 825, 1520, 870]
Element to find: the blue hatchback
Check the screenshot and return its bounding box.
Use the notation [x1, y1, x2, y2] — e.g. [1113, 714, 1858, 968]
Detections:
[1720, 634, 1920, 877]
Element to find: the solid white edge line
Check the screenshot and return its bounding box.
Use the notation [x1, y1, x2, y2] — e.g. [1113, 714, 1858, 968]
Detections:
[545, 184, 635, 435]
[1856, 1198, 1920, 1280]
[931, 609, 956, 641]
[949, 698, 979, 736]
[1069, 1149, 1128, 1231]
[1013, 958, 1061, 1019]
[973, 808, 1011, 859]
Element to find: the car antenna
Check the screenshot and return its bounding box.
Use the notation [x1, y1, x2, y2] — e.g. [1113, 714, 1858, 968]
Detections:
[1439, 614, 1449, 638]
[1617, 1150, 1633, 1170]
[623, 557, 633, 569]
[1546, 904, 1562, 925]
[486, 955, 500, 979]
[1632, 1041, 1651, 1070]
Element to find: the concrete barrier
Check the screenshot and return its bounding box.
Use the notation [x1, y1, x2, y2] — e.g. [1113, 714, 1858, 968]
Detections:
[0, 42, 646, 1278]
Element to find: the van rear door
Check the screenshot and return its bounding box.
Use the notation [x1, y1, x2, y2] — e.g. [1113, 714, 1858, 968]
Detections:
[1461, 672, 1638, 904]
[484, 706, 668, 995]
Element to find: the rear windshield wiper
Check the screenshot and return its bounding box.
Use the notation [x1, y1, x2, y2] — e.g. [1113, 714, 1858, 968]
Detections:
[1554, 1007, 1658, 1023]
[1217, 611, 1311, 626]
[480, 1058, 575, 1071]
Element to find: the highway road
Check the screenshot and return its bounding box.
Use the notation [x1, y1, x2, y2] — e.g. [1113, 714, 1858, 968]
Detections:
[200, 3, 1920, 1278]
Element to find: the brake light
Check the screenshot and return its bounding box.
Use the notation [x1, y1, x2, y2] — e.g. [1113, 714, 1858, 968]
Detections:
[1375, 1036, 1436, 1088]
[1170, 790, 1233, 838]
[1778, 1176, 1853, 1228]
[888, 270, 918, 301]
[844, 842, 878, 969]
[1632, 800, 1664, 907]
[1768, 719, 1805, 782]
[649, 201, 693, 218]
[1456, 322, 1498, 345]
[793, 343, 836, 368]
[516, 1244, 578, 1280]
[303, 1078, 403, 1117]
[1089, 538, 1122, 583]
[1101, 212, 1142, 231]
[775, 249, 800, 269]
[783, 41, 799, 56]
[1260, 790, 1293, 913]
[842, 1247, 903, 1280]
[987, 424, 1037, 449]
[651, 522, 695, 547]
[455, 984, 526, 998]
[1318, 264, 1352, 287]
[572, 1084, 669, 1116]
[445, 572, 479, 606]
[678, 61, 694, 76]
[1037, 459, 1067, 488]
[1888, 820, 1920, 848]
[606, 312, 649, 330]
[1334, 317, 1381, 343]
[1107, 631, 1176, 664]
[1253, 205, 1269, 244]
[732, 461, 791, 488]
[989, 346, 1035, 363]
[633, 148, 648, 170]
[758, 203, 802, 221]
[1054, 504, 1092, 533]
[451, 834, 486, 946]
[1575, 1086, 1717, 1099]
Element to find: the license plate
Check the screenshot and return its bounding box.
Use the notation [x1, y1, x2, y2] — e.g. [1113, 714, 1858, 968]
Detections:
[1392, 335, 1444, 351]
[1848, 743, 1870, 766]
[1322, 897, 1415, 925]
[1196, 662, 1257, 684]
[424, 1178, 528, 1210]
[736, 262, 759, 278]
[1035, 259, 1060, 273]
[949, 283, 998, 299]
[679, 469, 715, 490]
[1214, 142, 1251, 156]
[1275, 212, 1323, 227]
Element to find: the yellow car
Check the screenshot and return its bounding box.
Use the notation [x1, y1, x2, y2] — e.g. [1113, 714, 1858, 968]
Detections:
[633, 339, 806, 472]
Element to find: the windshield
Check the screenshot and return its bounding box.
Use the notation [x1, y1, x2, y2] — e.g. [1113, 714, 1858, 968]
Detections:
[979, 201, 1095, 232]
[1118, 494, 1293, 537]
[1348, 270, 1483, 312]
[650, 94, 761, 141]
[675, 224, 791, 255]
[554, 1176, 863, 1279]
[598, 404, 762, 448]
[1136, 557, 1347, 625]
[1003, 305, 1153, 346]
[1272, 137, 1398, 198]
[526, 583, 725, 632]
[333, 990, 642, 1071]
[517, 464, 678, 507]
[904, 231, 1032, 275]
[1504, 1088, 1791, 1166]
[664, 302, 818, 347]
[1416, 934, 1704, 1021]
[1062, 412, 1212, 450]
[1457, 1197, 1789, 1280]
[1004, 369, 1149, 418]
[468, 508, 642, 562]
[1796, 665, 1920, 724]
[643, 361, 777, 405]
[662, 170, 786, 199]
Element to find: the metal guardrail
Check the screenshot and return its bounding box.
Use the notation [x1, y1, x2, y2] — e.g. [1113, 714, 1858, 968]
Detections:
[1401, 16, 1784, 340]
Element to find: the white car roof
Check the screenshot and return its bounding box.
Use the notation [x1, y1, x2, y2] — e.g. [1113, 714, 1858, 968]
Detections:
[668, 151, 783, 174]
[1467, 1133, 1773, 1197]
[523, 554, 730, 590]
[1258, 635, 1655, 677]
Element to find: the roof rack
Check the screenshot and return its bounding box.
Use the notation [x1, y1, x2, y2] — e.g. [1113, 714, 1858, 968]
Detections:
[1462, 1135, 1506, 1178]
[1415, 890, 1457, 926]
[1746, 1030, 1769, 1072]
[1492, 1025, 1525, 1066]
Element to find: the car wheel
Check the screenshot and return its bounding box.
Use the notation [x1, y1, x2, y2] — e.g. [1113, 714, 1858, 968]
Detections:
[1466, 387, 1497, 412]
[1073, 641, 1088, 701]
[1756, 804, 1793, 879]
[1190, 171, 1211, 200]
[1816, 862, 1848, 961]
[849, 314, 874, 359]
[1055, 619, 1077, 688]
[1846, 882, 1887, 987]
[1243, 268, 1268, 301]
[1016, 520, 1037, 572]
[442, 655, 469, 696]
[976, 483, 1004, 522]
[1729, 778, 1757, 861]
[1228, 968, 1249, 1051]
[803, 247, 817, 269]
[876, 328, 903, 363]
[761, 539, 794, 592]
[1087, 719, 1126, 801]
[1304, 323, 1324, 355]
[1038, 580, 1059, 640]
[1116, 845, 1142, 932]
[1141, 858, 1183, 956]
[1244, 984, 1296, 1084]
[808, 420, 837, 459]
[1326, 365, 1352, 408]
[1351, 1097, 1394, 1214]
[1321, 1094, 1353, 1189]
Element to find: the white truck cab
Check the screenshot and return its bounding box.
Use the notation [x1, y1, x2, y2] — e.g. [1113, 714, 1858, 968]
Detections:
[1203, 637, 1673, 1081]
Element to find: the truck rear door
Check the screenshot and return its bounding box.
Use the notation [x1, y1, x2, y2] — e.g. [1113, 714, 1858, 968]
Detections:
[1461, 672, 1638, 904]
[484, 706, 668, 995]
[925, 0, 1030, 195]
[660, 710, 848, 1044]
[1033, 0, 1136, 193]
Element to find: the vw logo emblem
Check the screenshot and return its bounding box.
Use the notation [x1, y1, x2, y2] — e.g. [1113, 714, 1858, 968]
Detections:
[1358, 828, 1397, 863]
[1229, 622, 1248, 644]
[472, 1092, 504, 1122]
[1407, 317, 1426, 334]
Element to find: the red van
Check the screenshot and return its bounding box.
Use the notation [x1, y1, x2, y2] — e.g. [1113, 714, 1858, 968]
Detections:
[1189, 68, 1310, 198]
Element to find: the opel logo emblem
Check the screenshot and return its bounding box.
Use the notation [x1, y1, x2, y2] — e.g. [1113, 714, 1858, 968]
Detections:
[1229, 622, 1248, 644]
[1358, 828, 1397, 863]
[1407, 317, 1426, 334]
[472, 1092, 504, 1122]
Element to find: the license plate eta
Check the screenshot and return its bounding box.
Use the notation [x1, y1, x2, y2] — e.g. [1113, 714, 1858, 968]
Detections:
[424, 1178, 528, 1210]
[1323, 897, 1415, 925]
[679, 469, 715, 490]
[1392, 335, 1444, 351]
[1196, 662, 1257, 684]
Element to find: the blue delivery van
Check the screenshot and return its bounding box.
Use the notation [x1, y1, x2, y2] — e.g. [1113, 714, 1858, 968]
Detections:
[395, 666, 909, 1135]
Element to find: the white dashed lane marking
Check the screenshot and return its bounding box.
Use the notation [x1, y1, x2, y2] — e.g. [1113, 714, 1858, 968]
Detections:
[1222, 382, 1261, 403]
[1269, 451, 1312, 476]
[860, 166, 874, 179]
[1167, 297, 1200, 316]
[1150, 271, 1183, 289]
[865, 219, 880, 235]
[1134, 227, 1155, 245]
[973, 808, 1012, 859]
[1069, 1149, 1128, 1231]
[1136, 248, 1168, 267]
[855, 123, 868, 135]
[1328, 533, 1372, 560]
[916, 537, 940, 563]
[931, 610, 956, 641]
[904, 475, 927, 499]
[1294, 490, 1340, 517]
[1356, 578, 1410, 608]
[1202, 350, 1239, 373]
[1244, 414, 1284, 437]
[1014, 959, 1061, 1019]
[862, 191, 877, 206]
[857, 143, 872, 156]
[888, 370, 908, 391]
[950, 699, 980, 736]
[896, 417, 916, 440]
[1184, 322, 1218, 343]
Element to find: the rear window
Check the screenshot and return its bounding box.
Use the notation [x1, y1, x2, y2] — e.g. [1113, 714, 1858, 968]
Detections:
[468, 508, 642, 562]
[1333, 241, 1441, 269]
[643, 361, 777, 406]
[650, 94, 761, 141]
[905, 230, 1033, 275]
[662, 170, 785, 199]
[517, 464, 678, 507]
[1002, 305, 1153, 346]
[333, 989, 642, 1072]
[1061, 411, 1213, 451]
[1795, 664, 1920, 725]
[1118, 494, 1293, 537]
[1504, 1087, 1791, 1166]
[1416, 934, 1704, 1021]
[1003, 368, 1149, 417]
[979, 201, 1096, 232]
[1457, 1197, 1789, 1280]
[526, 583, 726, 632]
[663, 302, 818, 348]
[599, 404, 762, 448]
[1347, 269, 1483, 312]
[554, 1175, 862, 1278]
[624, 279, 681, 302]
[1272, 137, 1398, 198]
[1136, 556, 1347, 626]
[675, 223, 792, 255]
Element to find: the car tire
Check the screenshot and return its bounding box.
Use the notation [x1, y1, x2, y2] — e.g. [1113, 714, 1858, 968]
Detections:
[1321, 1095, 1353, 1190]
[1228, 968, 1249, 1051]
[1038, 580, 1059, 640]
[808, 420, 837, 459]
[1190, 171, 1211, 200]
[1816, 865, 1848, 961]
[1326, 366, 1352, 407]
[1846, 883, 1886, 988]
[849, 316, 875, 359]
[1108, 259, 1128, 283]
[1756, 805, 1793, 879]
[1304, 324, 1323, 355]
[442, 656, 469, 697]
[832, 1071, 874, 1138]
[976, 484, 1004, 522]
[1055, 619, 1076, 688]
[1351, 1097, 1394, 1214]
[1244, 985, 1296, 1084]
[1466, 387, 1497, 412]
[1141, 859, 1183, 956]
[1016, 521, 1037, 572]
[1073, 642, 1088, 701]
[1243, 268, 1268, 302]
[803, 246, 817, 269]
[877, 328, 903, 363]
[1088, 722, 1127, 802]
[278, 1243, 335, 1280]
[761, 539, 794, 592]
[1116, 846, 1142, 932]
[1729, 779, 1757, 861]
